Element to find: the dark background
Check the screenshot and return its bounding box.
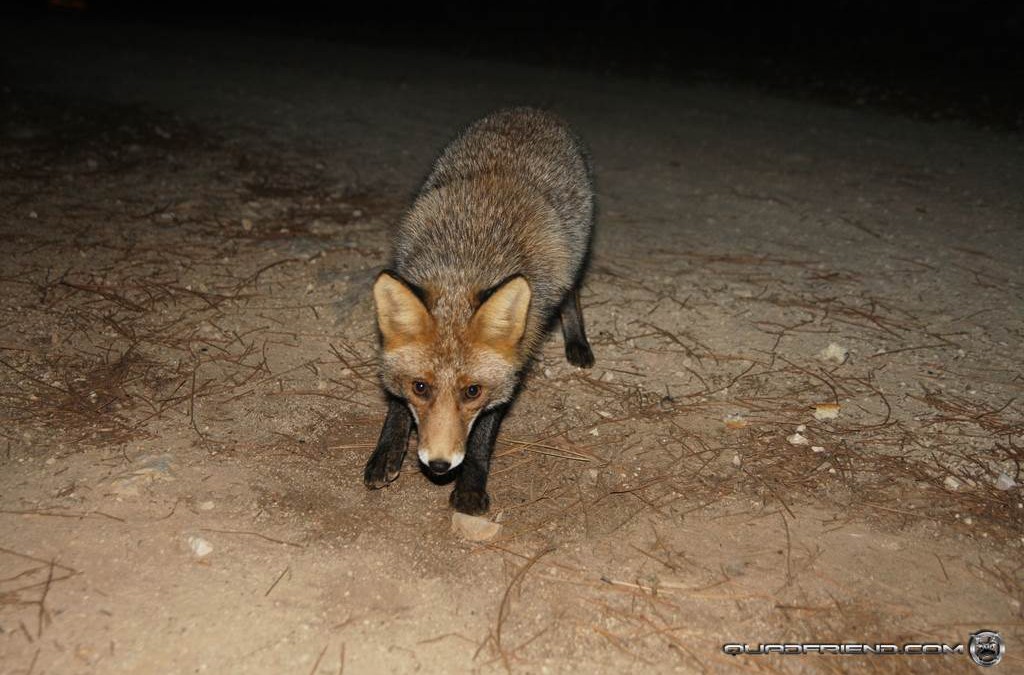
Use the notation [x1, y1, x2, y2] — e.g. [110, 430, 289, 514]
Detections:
[6, 1, 1024, 130]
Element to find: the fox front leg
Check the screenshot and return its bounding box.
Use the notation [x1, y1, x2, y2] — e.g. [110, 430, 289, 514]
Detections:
[450, 404, 507, 515]
[364, 396, 414, 488]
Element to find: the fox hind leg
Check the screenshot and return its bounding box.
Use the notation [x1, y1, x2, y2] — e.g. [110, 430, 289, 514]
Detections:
[560, 288, 595, 368]
[364, 396, 414, 488]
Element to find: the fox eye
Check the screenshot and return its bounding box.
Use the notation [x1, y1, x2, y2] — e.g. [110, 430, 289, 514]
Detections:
[412, 381, 430, 398]
[464, 384, 482, 400]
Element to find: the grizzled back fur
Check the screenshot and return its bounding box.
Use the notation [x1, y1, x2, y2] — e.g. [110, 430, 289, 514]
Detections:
[391, 107, 595, 366]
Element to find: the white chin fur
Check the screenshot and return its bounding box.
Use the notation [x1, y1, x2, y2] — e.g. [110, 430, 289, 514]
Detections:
[417, 448, 465, 470]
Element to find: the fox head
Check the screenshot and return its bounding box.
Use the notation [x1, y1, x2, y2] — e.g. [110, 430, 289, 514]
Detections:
[372, 271, 531, 474]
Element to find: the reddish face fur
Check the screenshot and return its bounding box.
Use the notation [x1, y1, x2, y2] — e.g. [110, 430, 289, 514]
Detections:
[373, 272, 530, 470]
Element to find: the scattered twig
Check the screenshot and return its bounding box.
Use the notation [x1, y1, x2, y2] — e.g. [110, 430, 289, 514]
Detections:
[264, 566, 291, 597]
[199, 528, 304, 548]
[309, 643, 328, 675]
[493, 546, 554, 671]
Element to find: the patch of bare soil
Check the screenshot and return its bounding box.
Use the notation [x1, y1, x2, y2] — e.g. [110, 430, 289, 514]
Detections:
[1, 84, 1022, 675]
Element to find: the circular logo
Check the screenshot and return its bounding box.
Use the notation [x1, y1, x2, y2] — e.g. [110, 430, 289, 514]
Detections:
[969, 630, 1004, 667]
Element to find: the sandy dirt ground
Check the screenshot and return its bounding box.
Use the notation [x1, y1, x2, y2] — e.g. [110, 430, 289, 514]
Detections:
[1, 20, 1022, 674]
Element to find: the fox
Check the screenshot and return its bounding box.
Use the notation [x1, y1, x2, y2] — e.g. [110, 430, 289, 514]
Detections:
[363, 107, 596, 515]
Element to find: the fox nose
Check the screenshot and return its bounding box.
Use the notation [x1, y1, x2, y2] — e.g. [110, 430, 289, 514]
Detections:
[427, 459, 451, 475]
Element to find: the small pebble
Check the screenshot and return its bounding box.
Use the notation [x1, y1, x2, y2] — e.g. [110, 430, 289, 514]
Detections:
[723, 413, 747, 429]
[451, 513, 501, 542]
[813, 403, 840, 420]
[187, 536, 214, 558]
[995, 474, 1018, 491]
[819, 342, 849, 364]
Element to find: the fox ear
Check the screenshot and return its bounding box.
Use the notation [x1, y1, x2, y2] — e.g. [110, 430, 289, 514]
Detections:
[470, 276, 531, 354]
[373, 271, 432, 349]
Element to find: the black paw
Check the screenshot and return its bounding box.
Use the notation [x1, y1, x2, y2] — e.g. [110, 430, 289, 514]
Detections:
[363, 453, 400, 489]
[450, 488, 490, 515]
[565, 340, 595, 368]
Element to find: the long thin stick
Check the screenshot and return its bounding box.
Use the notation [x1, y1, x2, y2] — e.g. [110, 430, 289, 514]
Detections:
[494, 546, 554, 671]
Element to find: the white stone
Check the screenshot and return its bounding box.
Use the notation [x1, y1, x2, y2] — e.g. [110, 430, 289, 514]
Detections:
[451, 513, 501, 542]
[995, 474, 1018, 491]
[818, 342, 849, 363]
[813, 403, 840, 420]
[187, 536, 214, 558]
